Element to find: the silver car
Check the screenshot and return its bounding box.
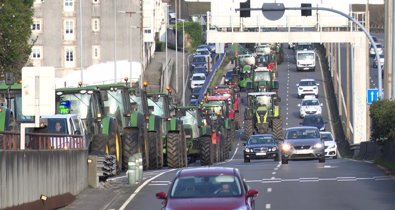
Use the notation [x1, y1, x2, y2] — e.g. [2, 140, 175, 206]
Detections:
[280, 126, 325, 164]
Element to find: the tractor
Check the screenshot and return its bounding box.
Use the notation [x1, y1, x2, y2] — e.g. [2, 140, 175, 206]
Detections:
[212, 85, 241, 130]
[244, 92, 283, 140]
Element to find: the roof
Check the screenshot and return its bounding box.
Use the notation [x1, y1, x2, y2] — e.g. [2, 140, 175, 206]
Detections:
[178, 167, 237, 177]
[250, 133, 273, 137]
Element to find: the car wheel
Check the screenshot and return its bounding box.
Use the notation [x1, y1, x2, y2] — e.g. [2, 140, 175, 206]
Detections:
[281, 158, 288, 164]
[319, 157, 325, 163]
[244, 158, 250, 163]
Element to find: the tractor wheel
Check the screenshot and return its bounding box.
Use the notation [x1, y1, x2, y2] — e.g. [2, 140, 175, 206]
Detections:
[235, 112, 241, 130]
[122, 128, 140, 170]
[272, 118, 283, 140]
[108, 120, 122, 174]
[148, 132, 161, 170]
[244, 119, 254, 138]
[167, 132, 182, 168]
[90, 134, 109, 155]
[199, 137, 213, 166]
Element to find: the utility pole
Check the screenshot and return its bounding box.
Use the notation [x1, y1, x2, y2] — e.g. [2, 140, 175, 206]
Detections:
[384, 0, 394, 98]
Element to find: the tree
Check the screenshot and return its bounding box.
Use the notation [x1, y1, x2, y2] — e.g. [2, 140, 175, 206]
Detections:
[0, 0, 34, 80]
[370, 99, 395, 141]
[176, 21, 204, 53]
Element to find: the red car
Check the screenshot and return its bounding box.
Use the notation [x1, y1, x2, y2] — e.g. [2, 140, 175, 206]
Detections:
[156, 167, 258, 210]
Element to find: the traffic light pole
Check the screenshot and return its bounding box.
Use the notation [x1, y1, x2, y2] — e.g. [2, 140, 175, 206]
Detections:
[236, 5, 383, 99]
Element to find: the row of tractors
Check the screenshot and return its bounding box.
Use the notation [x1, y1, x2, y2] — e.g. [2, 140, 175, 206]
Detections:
[0, 77, 241, 174]
[231, 43, 284, 140]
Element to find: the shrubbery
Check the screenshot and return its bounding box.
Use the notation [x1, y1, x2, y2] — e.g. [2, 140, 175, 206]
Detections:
[370, 99, 395, 141]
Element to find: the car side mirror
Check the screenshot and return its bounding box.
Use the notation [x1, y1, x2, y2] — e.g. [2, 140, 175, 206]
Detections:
[247, 189, 258, 197]
[156, 192, 167, 200]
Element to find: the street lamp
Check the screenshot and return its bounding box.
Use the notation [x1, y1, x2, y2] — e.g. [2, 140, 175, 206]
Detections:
[178, 19, 186, 105]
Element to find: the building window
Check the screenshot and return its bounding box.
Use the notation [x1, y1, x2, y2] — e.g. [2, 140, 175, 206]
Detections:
[64, 47, 76, 68]
[64, 0, 74, 12]
[92, 46, 100, 59]
[66, 49, 74, 62]
[32, 20, 42, 32]
[92, 0, 100, 4]
[31, 47, 42, 59]
[64, 19, 75, 40]
[92, 18, 100, 32]
[144, 29, 152, 33]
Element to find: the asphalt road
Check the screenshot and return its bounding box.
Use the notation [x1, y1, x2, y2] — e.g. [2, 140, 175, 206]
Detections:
[117, 46, 395, 210]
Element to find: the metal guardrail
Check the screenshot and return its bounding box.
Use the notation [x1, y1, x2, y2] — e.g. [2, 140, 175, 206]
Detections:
[0, 131, 85, 150]
[196, 53, 226, 103]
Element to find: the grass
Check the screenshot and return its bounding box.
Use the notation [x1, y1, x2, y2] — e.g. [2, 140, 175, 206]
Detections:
[373, 159, 395, 174]
[209, 55, 231, 90]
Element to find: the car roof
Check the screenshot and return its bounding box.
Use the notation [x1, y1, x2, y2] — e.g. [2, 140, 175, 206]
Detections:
[300, 79, 316, 82]
[320, 131, 332, 135]
[192, 73, 206, 77]
[249, 133, 273, 138]
[177, 167, 237, 177]
[302, 98, 319, 102]
[286, 126, 319, 131]
[193, 54, 207, 58]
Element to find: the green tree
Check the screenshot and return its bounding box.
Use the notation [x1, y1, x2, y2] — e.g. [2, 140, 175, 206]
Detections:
[176, 21, 204, 53]
[370, 99, 395, 141]
[0, 0, 34, 80]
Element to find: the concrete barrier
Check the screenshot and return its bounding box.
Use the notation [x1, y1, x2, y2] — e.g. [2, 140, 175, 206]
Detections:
[0, 150, 88, 209]
[357, 142, 368, 159]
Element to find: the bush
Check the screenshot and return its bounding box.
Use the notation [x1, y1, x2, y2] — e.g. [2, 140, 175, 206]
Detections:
[155, 41, 165, 52]
[370, 99, 395, 141]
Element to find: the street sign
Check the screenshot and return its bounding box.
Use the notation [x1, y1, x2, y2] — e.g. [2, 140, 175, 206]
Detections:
[367, 89, 384, 105]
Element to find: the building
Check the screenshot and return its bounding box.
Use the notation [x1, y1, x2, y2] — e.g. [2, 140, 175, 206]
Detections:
[30, 0, 168, 86]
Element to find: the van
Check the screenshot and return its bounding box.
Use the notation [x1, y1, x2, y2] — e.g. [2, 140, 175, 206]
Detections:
[296, 50, 316, 71]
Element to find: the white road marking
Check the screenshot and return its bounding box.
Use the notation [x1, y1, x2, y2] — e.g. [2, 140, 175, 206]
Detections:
[272, 172, 276, 175]
[267, 188, 272, 192]
[151, 181, 171, 184]
[148, 183, 169, 186]
[266, 203, 271, 209]
[119, 169, 176, 210]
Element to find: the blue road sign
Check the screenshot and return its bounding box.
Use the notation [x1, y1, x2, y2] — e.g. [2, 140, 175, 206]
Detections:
[367, 89, 384, 105]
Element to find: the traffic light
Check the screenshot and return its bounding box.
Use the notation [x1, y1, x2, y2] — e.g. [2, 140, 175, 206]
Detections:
[301, 3, 312, 17]
[240, 0, 251, 18]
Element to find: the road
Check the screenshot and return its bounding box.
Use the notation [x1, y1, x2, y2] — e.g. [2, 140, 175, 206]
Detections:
[117, 46, 395, 210]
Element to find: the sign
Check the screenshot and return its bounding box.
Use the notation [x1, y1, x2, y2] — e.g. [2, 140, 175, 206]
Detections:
[367, 89, 384, 105]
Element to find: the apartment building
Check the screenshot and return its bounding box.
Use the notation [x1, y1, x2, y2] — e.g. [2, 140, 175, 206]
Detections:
[30, 0, 167, 84]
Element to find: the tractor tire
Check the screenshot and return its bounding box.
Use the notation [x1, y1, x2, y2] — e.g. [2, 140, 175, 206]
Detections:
[199, 137, 214, 166]
[235, 112, 241, 130]
[122, 128, 140, 170]
[167, 132, 182, 168]
[90, 134, 109, 155]
[244, 119, 254, 138]
[272, 118, 283, 140]
[108, 120, 122, 174]
[148, 132, 161, 170]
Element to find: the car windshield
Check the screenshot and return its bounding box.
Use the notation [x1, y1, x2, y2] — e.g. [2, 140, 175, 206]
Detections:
[302, 100, 319, 106]
[170, 175, 242, 198]
[299, 81, 316, 86]
[225, 71, 233, 78]
[321, 133, 333, 141]
[254, 71, 270, 81]
[192, 75, 205, 80]
[248, 136, 275, 144]
[298, 53, 314, 60]
[286, 128, 320, 139]
[193, 57, 206, 62]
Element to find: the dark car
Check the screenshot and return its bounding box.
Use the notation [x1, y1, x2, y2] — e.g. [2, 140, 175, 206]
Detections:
[281, 126, 325, 164]
[156, 167, 258, 210]
[190, 87, 202, 104]
[300, 114, 325, 131]
[192, 66, 208, 75]
[243, 134, 280, 162]
[223, 70, 233, 85]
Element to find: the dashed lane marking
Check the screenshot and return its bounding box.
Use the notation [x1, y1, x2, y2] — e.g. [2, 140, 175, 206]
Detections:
[243, 176, 394, 184]
[266, 203, 271, 209]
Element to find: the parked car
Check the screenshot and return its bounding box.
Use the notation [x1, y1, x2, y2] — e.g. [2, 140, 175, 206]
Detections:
[156, 167, 258, 210]
[223, 70, 233, 85]
[297, 79, 319, 98]
[369, 43, 384, 57]
[190, 73, 206, 89]
[298, 97, 323, 118]
[300, 114, 326, 131]
[281, 126, 326, 164]
[243, 134, 280, 162]
[320, 131, 338, 159]
[373, 53, 384, 68]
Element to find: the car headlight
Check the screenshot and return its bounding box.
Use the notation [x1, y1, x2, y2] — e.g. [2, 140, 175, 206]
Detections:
[330, 145, 336, 149]
[282, 143, 291, 151]
[271, 146, 277, 151]
[298, 87, 303, 90]
[313, 143, 324, 149]
[245, 148, 252, 152]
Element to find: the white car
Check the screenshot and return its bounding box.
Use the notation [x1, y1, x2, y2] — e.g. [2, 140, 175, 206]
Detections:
[369, 43, 384, 57]
[190, 73, 206, 89]
[195, 48, 211, 56]
[298, 97, 323, 118]
[320, 131, 338, 159]
[297, 79, 319, 98]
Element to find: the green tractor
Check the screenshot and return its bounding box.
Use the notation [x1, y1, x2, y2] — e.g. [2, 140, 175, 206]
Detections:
[143, 89, 187, 169]
[198, 99, 229, 165]
[178, 106, 201, 164]
[244, 92, 283, 140]
[245, 66, 279, 93]
[56, 85, 123, 174]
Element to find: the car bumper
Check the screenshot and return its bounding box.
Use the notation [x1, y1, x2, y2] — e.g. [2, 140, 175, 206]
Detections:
[325, 148, 337, 157]
[297, 65, 315, 71]
[298, 90, 318, 97]
[282, 148, 325, 160]
[300, 110, 321, 118]
[244, 151, 279, 159]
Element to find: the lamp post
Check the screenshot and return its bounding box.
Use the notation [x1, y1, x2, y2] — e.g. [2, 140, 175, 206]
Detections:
[178, 19, 186, 105]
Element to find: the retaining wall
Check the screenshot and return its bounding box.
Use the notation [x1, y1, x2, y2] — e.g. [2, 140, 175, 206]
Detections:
[0, 150, 88, 209]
